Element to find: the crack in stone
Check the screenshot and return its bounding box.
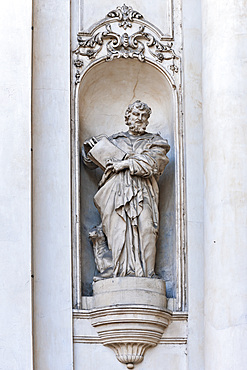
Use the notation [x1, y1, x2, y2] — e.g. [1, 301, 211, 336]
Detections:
[129, 67, 141, 104]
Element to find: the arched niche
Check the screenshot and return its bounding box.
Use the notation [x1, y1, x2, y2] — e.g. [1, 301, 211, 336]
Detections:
[78, 58, 176, 298]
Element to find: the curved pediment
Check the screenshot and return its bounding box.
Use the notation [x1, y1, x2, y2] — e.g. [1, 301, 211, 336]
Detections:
[73, 4, 180, 86]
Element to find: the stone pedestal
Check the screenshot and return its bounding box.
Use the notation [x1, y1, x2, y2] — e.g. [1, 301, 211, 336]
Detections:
[93, 277, 167, 308]
[90, 278, 171, 368]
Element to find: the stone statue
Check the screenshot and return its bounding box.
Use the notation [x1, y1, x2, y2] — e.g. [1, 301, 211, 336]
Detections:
[82, 100, 170, 279]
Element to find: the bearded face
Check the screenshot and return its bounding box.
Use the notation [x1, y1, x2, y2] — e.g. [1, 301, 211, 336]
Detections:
[127, 107, 149, 134]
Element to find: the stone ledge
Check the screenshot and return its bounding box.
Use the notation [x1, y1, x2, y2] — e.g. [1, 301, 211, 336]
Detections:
[73, 335, 187, 345]
[73, 309, 188, 321]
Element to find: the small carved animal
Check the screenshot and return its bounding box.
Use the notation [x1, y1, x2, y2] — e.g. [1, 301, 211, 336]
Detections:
[89, 225, 113, 274]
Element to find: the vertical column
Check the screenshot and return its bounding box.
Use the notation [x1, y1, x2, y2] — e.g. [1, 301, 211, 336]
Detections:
[0, 1, 33, 369]
[183, 0, 204, 368]
[32, 0, 73, 368]
[202, 0, 247, 369]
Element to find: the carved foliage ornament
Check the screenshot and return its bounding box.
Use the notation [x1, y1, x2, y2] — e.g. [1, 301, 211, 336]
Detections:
[107, 3, 143, 29]
[73, 4, 179, 84]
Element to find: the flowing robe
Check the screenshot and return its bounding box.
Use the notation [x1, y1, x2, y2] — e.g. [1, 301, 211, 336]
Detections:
[85, 131, 170, 277]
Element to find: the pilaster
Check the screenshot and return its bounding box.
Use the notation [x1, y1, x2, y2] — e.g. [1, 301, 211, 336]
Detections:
[0, 1, 33, 368]
[202, 0, 247, 368]
[32, 0, 73, 368]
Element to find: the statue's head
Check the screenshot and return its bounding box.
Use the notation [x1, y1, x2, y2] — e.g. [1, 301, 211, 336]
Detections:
[125, 100, 152, 134]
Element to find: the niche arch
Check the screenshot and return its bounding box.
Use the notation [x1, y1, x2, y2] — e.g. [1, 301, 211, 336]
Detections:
[72, 6, 186, 312]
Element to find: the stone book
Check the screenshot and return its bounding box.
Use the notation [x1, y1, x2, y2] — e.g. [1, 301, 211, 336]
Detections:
[87, 136, 126, 170]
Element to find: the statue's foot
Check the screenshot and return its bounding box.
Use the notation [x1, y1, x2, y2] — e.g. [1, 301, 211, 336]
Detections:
[93, 268, 113, 282]
[148, 272, 161, 279]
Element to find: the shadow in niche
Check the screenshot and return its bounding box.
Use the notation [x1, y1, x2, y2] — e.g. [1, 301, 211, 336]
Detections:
[79, 58, 176, 297]
[156, 154, 176, 298]
[81, 166, 102, 296]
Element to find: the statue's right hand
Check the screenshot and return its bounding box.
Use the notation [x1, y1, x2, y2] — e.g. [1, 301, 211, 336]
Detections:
[83, 136, 98, 154]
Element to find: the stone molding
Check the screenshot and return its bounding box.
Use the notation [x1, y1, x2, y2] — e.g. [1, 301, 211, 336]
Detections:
[73, 309, 188, 346]
[73, 310, 188, 320]
[73, 335, 187, 345]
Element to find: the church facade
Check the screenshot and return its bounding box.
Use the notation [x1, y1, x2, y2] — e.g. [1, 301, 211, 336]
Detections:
[1, 0, 247, 369]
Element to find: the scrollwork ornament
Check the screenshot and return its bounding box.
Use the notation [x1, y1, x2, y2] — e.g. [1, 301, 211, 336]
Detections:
[104, 25, 145, 62]
[72, 4, 181, 86]
[76, 32, 104, 59]
[74, 25, 178, 67]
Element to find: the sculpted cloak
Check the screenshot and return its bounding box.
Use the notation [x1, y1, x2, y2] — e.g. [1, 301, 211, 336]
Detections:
[91, 131, 170, 277]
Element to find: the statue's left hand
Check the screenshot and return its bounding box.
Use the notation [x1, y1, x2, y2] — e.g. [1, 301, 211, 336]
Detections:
[105, 159, 129, 173]
[83, 136, 98, 154]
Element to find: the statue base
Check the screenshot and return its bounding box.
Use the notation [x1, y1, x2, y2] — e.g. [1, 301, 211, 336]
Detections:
[91, 277, 171, 368]
[93, 276, 167, 308]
